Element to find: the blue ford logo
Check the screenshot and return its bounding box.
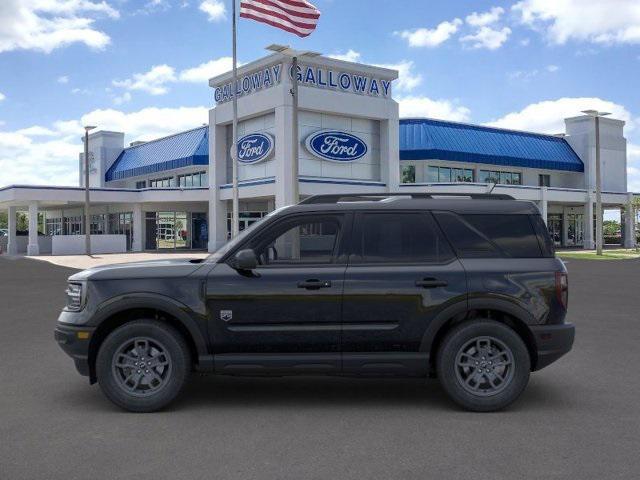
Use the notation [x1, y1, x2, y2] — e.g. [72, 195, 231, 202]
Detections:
[235, 133, 274, 164]
[305, 131, 368, 162]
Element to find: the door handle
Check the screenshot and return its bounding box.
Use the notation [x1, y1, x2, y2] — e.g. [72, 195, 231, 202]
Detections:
[415, 278, 448, 288]
[297, 279, 332, 290]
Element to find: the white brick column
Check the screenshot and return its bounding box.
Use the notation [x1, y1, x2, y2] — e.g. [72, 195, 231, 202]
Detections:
[624, 193, 636, 248]
[584, 195, 595, 250]
[274, 103, 296, 208]
[7, 206, 18, 255]
[27, 203, 40, 256]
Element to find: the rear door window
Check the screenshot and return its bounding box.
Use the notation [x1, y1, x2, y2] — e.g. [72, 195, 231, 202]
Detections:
[352, 212, 455, 264]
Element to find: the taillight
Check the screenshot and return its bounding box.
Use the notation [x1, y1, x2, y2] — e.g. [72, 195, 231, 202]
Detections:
[555, 272, 568, 310]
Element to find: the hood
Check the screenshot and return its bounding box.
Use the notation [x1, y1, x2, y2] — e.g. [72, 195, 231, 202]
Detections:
[68, 258, 207, 282]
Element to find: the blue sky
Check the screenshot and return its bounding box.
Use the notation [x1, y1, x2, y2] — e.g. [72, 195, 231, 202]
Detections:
[1, 0, 639, 192]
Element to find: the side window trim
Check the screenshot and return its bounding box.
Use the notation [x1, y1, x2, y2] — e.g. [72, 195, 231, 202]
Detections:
[244, 212, 349, 268]
[348, 210, 457, 266]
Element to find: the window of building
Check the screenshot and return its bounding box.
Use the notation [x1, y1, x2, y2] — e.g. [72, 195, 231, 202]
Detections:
[135, 181, 147, 189]
[539, 174, 551, 187]
[401, 165, 416, 184]
[90, 214, 106, 235]
[427, 166, 473, 183]
[149, 177, 175, 188]
[353, 212, 454, 264]
[45, 218, 63, 236]
[178, 171, 208, 188]
[251, 215, 343, 265]
[479, 170, 522, 185]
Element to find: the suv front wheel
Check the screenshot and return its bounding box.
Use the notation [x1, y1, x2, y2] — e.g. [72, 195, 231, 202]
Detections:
[96, 320, 191, 412]
[437, 320, 530, 412]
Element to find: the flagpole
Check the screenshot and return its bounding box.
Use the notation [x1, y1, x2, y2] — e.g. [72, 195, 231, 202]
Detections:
[231, 0, 240, 238]
[291, 55, 299, 204]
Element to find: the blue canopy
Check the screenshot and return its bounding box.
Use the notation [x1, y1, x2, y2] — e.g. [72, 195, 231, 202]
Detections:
[399, 118, 584, 172]
[105, 126, 209, 182]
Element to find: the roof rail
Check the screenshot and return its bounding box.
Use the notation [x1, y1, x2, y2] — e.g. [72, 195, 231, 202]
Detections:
[298, 192, 515, 205]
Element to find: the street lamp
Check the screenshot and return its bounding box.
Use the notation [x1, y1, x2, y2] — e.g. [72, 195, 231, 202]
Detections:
[266, 44, 321, 204]
[83, 125, 96, 256]
[581, 110, 610, 255]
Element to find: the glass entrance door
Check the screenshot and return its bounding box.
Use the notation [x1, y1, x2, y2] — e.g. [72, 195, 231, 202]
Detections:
[547, 214, 563, 247]
[567, 214, 584, 247]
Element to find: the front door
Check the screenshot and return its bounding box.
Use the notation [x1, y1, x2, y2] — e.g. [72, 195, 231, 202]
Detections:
[206, 212, 350, 372]
[341, 211, 467, 374]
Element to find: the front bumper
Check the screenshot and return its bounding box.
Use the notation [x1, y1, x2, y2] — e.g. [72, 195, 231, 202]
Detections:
[530, 323, 575, 371]
[54, 323, 96, 377]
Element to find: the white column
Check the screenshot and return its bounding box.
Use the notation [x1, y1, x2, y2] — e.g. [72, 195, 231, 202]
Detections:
[584, 195, 595, 250]
[132, 204, 143, 252]
[274, 104, 295, 208]
[539, 187, 548, 225]
[624, 193, 636, 248]
[381, 114, 400, 192]
[208, 114, 231, 252]
[27, 203, 40, 256]
[7, 206, 17, 255]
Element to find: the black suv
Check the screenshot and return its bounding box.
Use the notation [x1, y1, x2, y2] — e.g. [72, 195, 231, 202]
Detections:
[55, 193, 574, 412]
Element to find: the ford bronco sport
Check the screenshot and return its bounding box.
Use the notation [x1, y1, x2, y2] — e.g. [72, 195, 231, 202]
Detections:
[55, 193, 574, 412]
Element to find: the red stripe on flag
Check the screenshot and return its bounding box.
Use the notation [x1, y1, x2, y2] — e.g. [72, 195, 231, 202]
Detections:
[247, 0, 319, 19]
[240, 3, 317, 29]
[239, 11, 312, 37]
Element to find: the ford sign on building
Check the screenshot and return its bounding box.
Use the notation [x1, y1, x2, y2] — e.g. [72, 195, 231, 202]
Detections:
[235, 133, 274, 164]
[306, 131, 368, 162]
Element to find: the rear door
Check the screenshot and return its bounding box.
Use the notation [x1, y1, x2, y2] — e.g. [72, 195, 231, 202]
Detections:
[341, 211, 467, 374]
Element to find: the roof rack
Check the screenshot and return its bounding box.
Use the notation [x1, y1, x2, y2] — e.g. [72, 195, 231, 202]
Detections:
[298, 192, 515, 205]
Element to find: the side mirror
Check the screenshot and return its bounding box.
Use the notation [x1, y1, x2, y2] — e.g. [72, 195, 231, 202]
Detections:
[232, 249, 257, 271]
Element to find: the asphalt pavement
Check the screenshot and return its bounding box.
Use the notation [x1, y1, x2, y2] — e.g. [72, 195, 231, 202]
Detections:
[0, 255, 639, 480]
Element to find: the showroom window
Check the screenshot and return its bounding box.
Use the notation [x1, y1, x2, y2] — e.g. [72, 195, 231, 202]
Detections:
[401, 165, 416, 184]
[427, 166, 474, 183]
[178, 171, 208, 188]
[149, 177, 175, 188]
[479, 170, 522, 185]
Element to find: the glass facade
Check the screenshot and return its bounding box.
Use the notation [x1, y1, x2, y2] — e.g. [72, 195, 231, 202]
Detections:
[401, 165, 415, 184]
[427, 166, 474, 183]
[178, 171, 208, 188]
[479, 170, 522, 185]
[149, 177, 175, 188]
[145, 211, 208, 250]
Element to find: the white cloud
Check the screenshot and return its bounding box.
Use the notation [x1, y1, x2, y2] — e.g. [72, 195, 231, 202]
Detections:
[546, 64, 560, 72]
[113, 91, 132, 105]
[113, 64, 177, 95]
[0, 0, 119, 54]
[466, 7, 504, 27]
[0, 92, 5, 102]
[461, 26, 511, 50]
[0, 106, 209, 187]
[513, 0, 640, 45]
[373, 60, 422, 93]
[396, 19, 463, 48]
[179, 56, 234, 82]
[520, 38, 531, 46]
[199, 0, 226, 22]
[57, 75, 69, 84]
[398, 96, 471, 122]
[328, 50, 362, 63]
[486, 97, 635, 134]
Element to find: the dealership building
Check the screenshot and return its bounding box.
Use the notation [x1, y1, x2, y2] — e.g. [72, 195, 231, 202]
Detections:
[0, 52, 637, 255]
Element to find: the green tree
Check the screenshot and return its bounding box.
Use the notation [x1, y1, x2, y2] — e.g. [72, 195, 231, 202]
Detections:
[0, 211, 6, 230]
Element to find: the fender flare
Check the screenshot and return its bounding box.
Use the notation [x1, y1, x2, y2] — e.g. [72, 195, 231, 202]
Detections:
[89, 293, 209, 359]
[419, 295, 535, 355]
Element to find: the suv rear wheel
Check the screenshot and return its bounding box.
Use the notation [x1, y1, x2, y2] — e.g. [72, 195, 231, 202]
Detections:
[437, 320, 530, 412]
[96, 320, 190, 412]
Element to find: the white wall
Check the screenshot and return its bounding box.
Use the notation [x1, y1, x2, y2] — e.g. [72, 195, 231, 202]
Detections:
[80, 131, 125, 188]
[52, 234, 127, 255]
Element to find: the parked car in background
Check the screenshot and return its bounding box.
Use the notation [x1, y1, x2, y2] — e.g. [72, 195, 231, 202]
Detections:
[55, 193, 574, 413]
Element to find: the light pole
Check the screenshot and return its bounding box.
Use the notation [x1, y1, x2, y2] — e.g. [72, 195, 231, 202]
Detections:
[83, 125, 96, 256]
[266, 44, 320, 204]
[582, 110, 610, 255]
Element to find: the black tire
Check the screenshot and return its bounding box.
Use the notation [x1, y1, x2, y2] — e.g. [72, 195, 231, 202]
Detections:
[436, 320, 530, 412]
[96, 320, 191, 412]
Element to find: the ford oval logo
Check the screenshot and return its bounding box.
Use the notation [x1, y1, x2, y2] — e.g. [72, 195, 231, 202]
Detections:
[234, 133, 274, 164]
[305, 130, 368, 162]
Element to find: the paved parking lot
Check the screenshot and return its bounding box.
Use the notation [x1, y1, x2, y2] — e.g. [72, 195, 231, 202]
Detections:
[1, 255, 639, 480]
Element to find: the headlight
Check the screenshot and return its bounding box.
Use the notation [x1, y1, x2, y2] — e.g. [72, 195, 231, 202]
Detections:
[65, 283, 85, 311]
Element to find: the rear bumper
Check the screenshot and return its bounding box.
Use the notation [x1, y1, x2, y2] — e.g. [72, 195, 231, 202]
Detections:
[54, 323, 95, 377]
[530, 323, 575, 371]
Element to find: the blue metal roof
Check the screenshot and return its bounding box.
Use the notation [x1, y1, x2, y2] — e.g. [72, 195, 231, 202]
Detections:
[399, 118, 584, 172]
[105, 126, 209, 181]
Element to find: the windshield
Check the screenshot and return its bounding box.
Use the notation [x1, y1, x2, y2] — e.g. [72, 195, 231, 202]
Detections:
[205, 206, 291, 263]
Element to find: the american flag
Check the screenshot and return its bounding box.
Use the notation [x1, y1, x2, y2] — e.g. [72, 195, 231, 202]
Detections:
[240, 0, 321, 38]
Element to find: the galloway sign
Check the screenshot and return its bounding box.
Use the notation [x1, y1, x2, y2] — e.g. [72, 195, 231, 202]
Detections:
[292, 64, 392, 99]
[234, 133, 275, 164]
[214, 64, 282, 104]
[305, 131, 368, 163]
